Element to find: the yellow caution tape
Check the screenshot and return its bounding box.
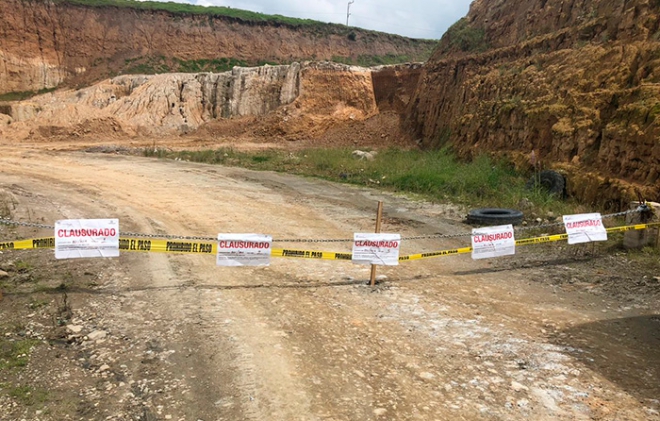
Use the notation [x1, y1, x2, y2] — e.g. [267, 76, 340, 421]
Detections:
[271, 248, 353, 261]
[119, 238, 215, 254]
[0, 237, 55, 251]
[0, 223, 658, 261]
[606, 223, 660, 233]
[401, 222, 660, 261]
[515, 233, 568, 246]
[398, 246, 472, 261]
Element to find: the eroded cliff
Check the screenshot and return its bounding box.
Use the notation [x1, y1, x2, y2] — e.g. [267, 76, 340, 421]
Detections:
[0, 0, 435, 94]
[406, 0, 660, 208]
[0, 62, 403, 141]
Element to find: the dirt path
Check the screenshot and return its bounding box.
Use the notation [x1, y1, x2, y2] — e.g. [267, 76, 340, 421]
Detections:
[1, 146, 659, 421]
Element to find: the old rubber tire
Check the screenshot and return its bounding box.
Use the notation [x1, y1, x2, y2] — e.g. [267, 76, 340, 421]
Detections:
[466, 208, 524, 226]
[525, 170, 565, 197]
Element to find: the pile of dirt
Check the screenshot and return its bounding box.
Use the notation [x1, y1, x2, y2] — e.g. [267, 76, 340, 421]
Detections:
[189, 110, 418, 151]
[314, 111, 418, 149]
[29, 118, 128, 141]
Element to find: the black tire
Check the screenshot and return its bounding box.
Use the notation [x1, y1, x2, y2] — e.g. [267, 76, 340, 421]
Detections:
[525, 170, 566, 197]
[466, 208, 524, 226]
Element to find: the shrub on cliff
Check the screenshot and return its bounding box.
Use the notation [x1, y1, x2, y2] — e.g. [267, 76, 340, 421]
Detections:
[444, 18, 488, 53]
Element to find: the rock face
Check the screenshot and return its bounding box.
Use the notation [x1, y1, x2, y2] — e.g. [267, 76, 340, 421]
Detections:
[1, 62, 398, 138]
[0, 0, 435, 94]
[372, 63, 424, 114]
[2, 65, 287, 135]
[405, 0, 660, 208]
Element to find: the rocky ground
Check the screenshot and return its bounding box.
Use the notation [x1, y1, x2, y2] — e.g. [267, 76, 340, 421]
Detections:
[0, 143, 659, 421]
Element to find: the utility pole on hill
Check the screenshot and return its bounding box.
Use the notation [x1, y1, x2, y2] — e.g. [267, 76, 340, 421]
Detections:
[347, 0, 354, 26]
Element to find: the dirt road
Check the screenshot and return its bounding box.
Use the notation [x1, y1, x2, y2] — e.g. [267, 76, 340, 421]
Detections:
[1, 146, 659, 421]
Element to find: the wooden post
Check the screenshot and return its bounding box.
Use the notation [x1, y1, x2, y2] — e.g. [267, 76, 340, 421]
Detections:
[370, 201, 384, 286]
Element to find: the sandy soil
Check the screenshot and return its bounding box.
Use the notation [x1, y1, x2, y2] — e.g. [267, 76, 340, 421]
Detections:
[0, 141, 659, 421]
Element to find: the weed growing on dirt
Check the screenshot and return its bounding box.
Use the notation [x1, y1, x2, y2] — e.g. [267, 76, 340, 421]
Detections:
[6, 384, 49, 407]
[14, 260, 33, 273]
[627, 244, 660, 262]
[0, 339, 40, 370]
[144, 146, 576, 214]
[28, 298, 49, 310]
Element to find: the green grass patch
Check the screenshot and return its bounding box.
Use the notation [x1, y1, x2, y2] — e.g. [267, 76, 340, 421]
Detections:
[58, 0, 331, 28]
[444, 18, 489, 52]
[27, 298, 50, 310]
[124, 56, 253, 75]
[627, 244, 660, 262]
[0, 87, 57, 102]
[4, 384, 49, 406]
[51, 0, 441, 46]
[143, 146, 572, 213]
[174, 57, 249, 73]
[0, 339, 40, 370]
[123, 55, 171, 74]
[55, 0, 430, 41]
[14, 260, 34, 273]
[331, 53, 430, 67]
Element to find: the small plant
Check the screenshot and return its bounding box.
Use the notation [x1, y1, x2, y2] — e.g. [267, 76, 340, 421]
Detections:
[445, 18, 489, 52]
[0, 339, 40, 370]
[173, 57, 249, 73]
[27, 299, 49, 310]
[14, 260, 33, 273]
[8, 385, 49, 406]
[55, 291, 72, 326]
[251, 155, 271, 163]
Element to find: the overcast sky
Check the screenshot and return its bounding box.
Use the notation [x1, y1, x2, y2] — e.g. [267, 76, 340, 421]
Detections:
[174, 0, 474, 40]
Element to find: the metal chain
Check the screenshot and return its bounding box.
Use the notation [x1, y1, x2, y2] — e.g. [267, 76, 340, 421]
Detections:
[0, 206, 645, 243]
[0, 217, 55, 231]
[398, 207, 640, 241]
[120, 231, 218, 241]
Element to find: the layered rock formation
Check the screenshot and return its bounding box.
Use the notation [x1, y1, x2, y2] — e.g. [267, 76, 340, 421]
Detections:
[406, 0, 660, 208]
[1, 62, 398, 139]
[0, 0, 435, 94]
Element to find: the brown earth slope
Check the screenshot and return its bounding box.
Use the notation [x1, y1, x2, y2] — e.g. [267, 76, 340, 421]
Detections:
[405, 0, 660, 209]
[0, 0, 436, 94]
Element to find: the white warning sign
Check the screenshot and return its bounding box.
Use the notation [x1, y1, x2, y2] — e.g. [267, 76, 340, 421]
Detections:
[55, 219, 119, 259]
[352, 233, 401, 266]
[217, 234, 272, 266]
[471, 224, 515, 259]
[563, 213, 607, 244]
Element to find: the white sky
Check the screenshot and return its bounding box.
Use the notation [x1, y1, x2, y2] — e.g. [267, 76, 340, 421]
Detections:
[174, 0, 474, 40]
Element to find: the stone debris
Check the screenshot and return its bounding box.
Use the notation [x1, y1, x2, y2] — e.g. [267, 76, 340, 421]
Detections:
[87, 330, 107, 341]
[373, 408, 387, 416]
[352, 150, 376, 161]
[511, 381, 528, 392]
[66, 324, 83, 333]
